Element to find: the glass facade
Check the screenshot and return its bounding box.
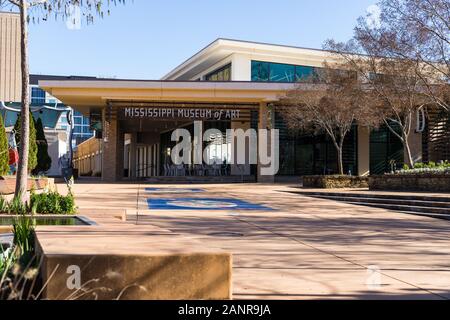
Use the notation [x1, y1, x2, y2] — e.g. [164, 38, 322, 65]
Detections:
[31, 87, 46, 104]
[274, 112, 358, 176]
[205, 64, 231, 81]
[251, 60, 322, 83]
[370, 124, 404, 174]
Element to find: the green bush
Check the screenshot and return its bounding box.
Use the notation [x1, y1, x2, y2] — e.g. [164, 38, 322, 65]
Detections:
[1, 190, 76, 215]
[0, 114, 9, 176]
[414, 162, 424, 169]
[30, 190, 76, 215]
[14, 112, 38, 172]
[395, 160, 450, 175]
[407, 161, 449, 170]
[32, 118, 52, 175]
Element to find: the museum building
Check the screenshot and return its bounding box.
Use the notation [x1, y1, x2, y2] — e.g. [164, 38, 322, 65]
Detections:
[37, 39, 448, 182]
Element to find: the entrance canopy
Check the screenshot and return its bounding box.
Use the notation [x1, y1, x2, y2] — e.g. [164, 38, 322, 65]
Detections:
[38, 80, 318, 182]
[38, 80, 305, 114]
[0, 101, 70, 128]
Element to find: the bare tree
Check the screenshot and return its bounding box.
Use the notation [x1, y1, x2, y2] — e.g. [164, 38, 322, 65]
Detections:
[325, 39, 431, 168]
[0, 0, 126, 201]
[355, 0, 449, 110]
[279, 65, 373, 175]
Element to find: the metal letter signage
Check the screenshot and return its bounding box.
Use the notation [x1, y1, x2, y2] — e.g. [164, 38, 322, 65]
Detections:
[120, 107, 241, 121]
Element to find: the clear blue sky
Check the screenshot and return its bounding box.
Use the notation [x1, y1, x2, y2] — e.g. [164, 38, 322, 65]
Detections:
[29, 0, 376, 79]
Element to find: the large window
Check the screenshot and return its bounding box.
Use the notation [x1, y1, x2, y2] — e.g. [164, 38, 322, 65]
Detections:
[205, 64, 231, 81]
[370, 124, 404, 174]
[251, 61, 270, 81]
[269, 63, 295, 82]
[275, 112, 358, 176]
[251, 60, 321, 83]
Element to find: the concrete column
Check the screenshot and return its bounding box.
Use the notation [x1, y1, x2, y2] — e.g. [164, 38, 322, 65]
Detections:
[116, 130, 124, 180]
[102, 107, 119, 182]
[231, 54, 251, 81]
[257, 102, 275, 183]
[129, 132, 137, 180]
[357, 126, 370, 176]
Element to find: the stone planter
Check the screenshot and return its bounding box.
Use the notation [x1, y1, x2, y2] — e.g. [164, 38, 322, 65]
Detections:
[303, 175, 369, 189]
[0, 176, 53, 195]
[369, 174, 450, 192]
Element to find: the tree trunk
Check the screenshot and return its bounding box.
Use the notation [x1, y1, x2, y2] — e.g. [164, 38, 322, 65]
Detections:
[337, 148, 344, 175]
[15, 0, 30, 201]
[403, 135, 414, 169]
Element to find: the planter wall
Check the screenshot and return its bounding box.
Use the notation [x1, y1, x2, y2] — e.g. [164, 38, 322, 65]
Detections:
[0, 177, 53, 195]
[369, 174, 450, 192]
[303, 175, 369, 189]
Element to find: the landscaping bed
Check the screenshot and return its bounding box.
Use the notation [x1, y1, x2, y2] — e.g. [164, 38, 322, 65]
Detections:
[0, 176, 53, 195]
[303, 175, 369, 189]
[369, 174, 450, 192]
[1, 189, 76, 215]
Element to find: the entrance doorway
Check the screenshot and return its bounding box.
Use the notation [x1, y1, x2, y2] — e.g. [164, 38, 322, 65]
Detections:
[116, 102, 257, 181]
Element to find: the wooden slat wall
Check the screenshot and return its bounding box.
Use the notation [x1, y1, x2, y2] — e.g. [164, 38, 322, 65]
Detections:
[0, 12, 21, 102]
[424, 107, 450, 162]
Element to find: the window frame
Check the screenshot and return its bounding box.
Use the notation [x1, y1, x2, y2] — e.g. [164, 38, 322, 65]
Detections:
[205, 63, 232, 82]
[251, 60, 322, 83]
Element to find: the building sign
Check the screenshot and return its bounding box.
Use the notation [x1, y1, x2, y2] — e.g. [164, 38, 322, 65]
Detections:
[119, 107, 241, 121]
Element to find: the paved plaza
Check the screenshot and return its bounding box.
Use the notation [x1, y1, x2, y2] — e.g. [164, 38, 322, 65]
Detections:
[60, 181, 450, 300]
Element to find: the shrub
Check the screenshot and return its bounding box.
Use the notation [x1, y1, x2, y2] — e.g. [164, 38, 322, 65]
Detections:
[14, 113, 37, 172]
[414, 162, 424, 169]
[1, 190, 76, 215]
[32, 118, 52, 176]
[30, 190, 76, 215]
[0, 114, 9, 176]
[391, 161, 450, 175]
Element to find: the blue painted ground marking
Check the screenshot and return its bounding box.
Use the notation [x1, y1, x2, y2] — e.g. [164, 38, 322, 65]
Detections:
[147, 198, 274, 211]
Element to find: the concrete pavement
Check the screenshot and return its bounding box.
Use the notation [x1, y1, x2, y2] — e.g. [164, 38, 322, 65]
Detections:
[60, 181, 450, 300]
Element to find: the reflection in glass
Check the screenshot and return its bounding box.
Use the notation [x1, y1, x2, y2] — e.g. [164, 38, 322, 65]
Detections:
[269, 63, 295, 82]
[251, 61, 270, 81]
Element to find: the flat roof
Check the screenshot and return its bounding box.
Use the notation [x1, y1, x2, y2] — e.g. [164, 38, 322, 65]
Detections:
[39, 79, 316, 114]
[161, 38, 340, 81]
